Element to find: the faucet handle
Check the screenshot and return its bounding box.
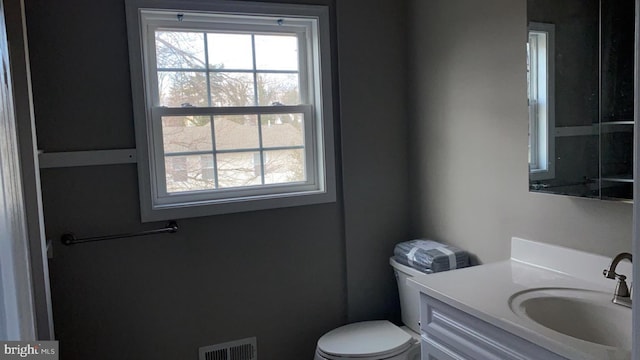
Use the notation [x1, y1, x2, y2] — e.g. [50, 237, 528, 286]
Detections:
[603, 268, 628, 280]
[603, 268, 618, 279]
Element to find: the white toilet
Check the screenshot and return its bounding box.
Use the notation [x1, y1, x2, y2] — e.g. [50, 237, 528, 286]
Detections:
[314, 257, 424, 360]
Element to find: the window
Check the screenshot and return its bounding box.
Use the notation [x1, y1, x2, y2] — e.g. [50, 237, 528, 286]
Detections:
[126, 0, 336, 221]
[527, 22, 555, 181]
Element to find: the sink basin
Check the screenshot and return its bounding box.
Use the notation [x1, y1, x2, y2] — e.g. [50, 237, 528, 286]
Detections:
[509, 288, 631, 350]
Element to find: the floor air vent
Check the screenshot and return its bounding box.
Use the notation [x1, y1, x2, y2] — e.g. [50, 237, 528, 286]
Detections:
[199, 337, 257, 360]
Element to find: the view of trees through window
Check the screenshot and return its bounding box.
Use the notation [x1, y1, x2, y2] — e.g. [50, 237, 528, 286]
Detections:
[154, 30, 306, 193]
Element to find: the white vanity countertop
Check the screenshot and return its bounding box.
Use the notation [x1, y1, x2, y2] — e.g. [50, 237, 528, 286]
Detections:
[407, 237, 632, 360]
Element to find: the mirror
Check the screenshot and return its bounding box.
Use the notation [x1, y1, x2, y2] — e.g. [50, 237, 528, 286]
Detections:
[527, 0, 635, 201]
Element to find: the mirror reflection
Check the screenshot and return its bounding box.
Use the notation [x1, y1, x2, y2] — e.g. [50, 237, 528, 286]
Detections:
[527, 0, 635, 201]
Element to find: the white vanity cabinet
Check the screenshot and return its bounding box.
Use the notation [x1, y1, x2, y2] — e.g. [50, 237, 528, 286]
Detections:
[419, 293, 567, 360]
[408, 238, 632, 360]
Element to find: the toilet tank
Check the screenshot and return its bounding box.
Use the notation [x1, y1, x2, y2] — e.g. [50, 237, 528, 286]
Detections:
[390, 257, 425, 333]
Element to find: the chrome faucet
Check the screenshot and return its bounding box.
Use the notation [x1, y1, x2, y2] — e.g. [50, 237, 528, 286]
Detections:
[602, 252, 632, 308]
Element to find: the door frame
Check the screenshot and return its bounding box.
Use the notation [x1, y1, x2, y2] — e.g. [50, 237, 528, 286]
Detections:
[633, 0, 639, 358]
[0, 0, 53, 340]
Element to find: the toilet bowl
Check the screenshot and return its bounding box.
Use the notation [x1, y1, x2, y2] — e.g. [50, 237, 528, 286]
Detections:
[314, 321, 420, 360]
[314, 258, 424, 360]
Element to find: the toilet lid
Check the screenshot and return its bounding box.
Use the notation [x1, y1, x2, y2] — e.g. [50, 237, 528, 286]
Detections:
[317, 320, 413, 358]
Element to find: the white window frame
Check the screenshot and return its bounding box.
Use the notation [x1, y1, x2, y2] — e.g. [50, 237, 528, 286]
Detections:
[528, 22, 556, 181]
[125, 0, 336, 221]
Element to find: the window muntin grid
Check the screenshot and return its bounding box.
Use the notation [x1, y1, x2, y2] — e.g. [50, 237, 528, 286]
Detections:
[161, 112, 307, 193]
[154, 31, 302, 108]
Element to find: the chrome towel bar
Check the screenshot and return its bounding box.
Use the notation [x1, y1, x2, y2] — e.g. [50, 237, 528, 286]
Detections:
[61, 221, 178, 245]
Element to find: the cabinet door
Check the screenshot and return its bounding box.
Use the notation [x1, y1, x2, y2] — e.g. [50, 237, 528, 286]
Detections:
[421, 336, 466, 360]
[420, 294, 568, 360]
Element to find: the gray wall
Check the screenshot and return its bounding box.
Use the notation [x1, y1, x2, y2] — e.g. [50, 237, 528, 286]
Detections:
[24, 0, 409, 358]
[407, 0, 632, 263]
[336, 0, 409, 323]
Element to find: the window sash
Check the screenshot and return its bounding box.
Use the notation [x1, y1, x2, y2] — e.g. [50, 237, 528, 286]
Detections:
[529, 32, 543, 171]
[142, 12, 314, 109]
[528, 22, 556, 181]
[528, 33, 540, 170]
[140, 10, 320, 205]
[150, 105, 318, 206]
